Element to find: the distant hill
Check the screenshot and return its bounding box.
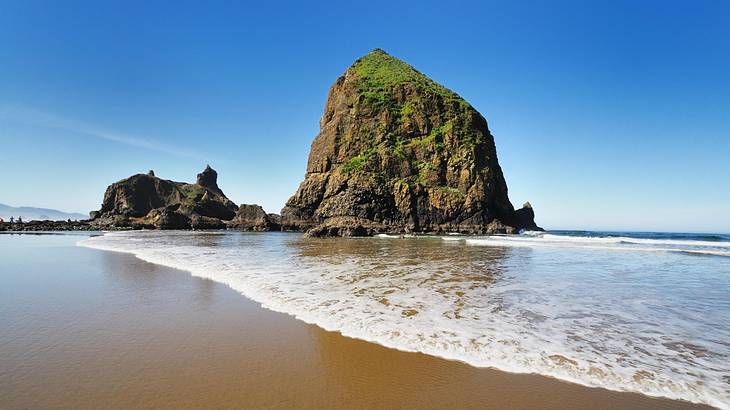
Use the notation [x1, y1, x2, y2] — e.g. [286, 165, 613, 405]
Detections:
[0, 203, 87, 221]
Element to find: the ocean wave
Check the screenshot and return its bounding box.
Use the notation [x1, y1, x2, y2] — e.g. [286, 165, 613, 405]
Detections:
[670, 249, 730, 257]
[430, 231, 730, 258]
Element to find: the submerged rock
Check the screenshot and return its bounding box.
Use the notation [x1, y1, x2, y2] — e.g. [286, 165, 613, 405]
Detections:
[282, 49, 541, 236]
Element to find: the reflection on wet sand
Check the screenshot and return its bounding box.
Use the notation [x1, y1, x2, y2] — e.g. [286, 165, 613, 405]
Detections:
[307, 318, 707, 409]
[293, 236, 511, 320]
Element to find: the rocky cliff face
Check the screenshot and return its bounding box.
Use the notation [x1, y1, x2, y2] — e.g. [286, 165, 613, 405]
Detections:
[282, 49, 541, 236]
[90, 166, 239, 229]
[196, 165, 224, 196]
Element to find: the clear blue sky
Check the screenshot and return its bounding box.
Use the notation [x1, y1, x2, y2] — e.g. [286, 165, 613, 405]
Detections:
[1, 0, 728, 232]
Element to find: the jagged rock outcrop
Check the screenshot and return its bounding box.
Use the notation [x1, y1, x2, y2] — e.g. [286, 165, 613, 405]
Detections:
[90, 166, 238, 229]
[281, 49, 541, 236]
[196, 165, 224, 196]
[229, 204, 281, 231]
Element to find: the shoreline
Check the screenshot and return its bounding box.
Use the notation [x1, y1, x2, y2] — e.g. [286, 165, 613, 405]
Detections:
[77, 234, 717, 409]
[0, 232, 718, 409]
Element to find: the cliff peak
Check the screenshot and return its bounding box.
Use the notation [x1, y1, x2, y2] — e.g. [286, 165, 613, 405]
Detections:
[349, 49, 462, 107]
[196, 165, 222, 195]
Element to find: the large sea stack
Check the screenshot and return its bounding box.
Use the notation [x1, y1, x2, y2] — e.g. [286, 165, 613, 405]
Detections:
[90, 166, 240, 229]
[281, 49, 541, 236]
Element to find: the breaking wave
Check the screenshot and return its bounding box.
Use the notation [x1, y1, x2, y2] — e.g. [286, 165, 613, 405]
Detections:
[449, 231, 730, 257]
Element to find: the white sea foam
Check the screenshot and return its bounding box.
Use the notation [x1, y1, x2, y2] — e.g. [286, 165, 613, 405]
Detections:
[79, 231, 730, 409]
[376, 233, 401, 238]
[451, 232, 730, 257]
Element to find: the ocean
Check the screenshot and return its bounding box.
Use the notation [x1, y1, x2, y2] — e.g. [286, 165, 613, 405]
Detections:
[79, 230, 730, 408]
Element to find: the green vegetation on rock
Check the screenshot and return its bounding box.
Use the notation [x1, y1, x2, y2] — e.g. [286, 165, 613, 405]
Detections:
[341, 50, 480, 182]
[406, 121, 451, 152]
[342, 147, 376, 173]
[352, 49, 462, 104]
[179, 184, 204, 201]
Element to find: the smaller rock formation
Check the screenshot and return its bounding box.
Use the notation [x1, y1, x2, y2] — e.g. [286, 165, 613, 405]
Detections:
[229, 204, 281, 231]
[90, 166, 239, 229]
[513, 202, 537, 231]
[191, 214, 227, 229]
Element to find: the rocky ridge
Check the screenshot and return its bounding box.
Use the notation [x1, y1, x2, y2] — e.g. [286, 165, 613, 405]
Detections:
[89, 166, 280, 230]
[20, 50, 541, 236]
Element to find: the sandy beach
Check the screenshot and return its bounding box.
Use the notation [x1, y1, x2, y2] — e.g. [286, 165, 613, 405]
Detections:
[0, 233, 714, 409]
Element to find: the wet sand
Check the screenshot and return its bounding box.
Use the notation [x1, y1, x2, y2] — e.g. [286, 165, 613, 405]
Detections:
[0, 234, 713, 409]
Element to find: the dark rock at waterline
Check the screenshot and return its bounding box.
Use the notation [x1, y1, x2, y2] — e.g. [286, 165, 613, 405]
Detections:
[148, 205, 191, 230]
[281, 49, 542, 236]
[191, 214, 227, 230]
[304, 217, 376, 237]
[229, 204, 281, 231]
[0, 219, 95, 231]
[513, 202, 540, 232]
